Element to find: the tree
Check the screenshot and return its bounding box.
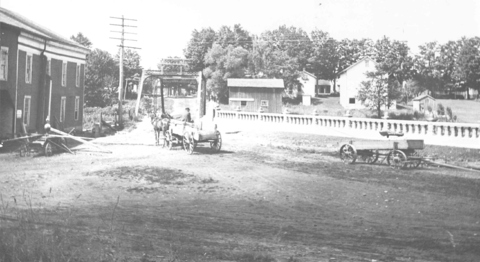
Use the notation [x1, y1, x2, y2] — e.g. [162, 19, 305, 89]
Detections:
[252, 25, 312, 91]
[357, 69, 402, 118]
[115, 49, 142, 80]
[374, 36, 414, 87]
[454, 37, 480, 99]
[84, 49, 117, 107]
[184, 28, 216, 72]
[203, 43, 249, 102]
[309, 30, 339, 82]
[215, 24, 253, 50]
[70, 32, 92, 49]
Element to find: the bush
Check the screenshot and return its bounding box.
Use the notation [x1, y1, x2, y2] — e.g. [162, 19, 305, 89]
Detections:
[437, 103, 445, 115]
[388, 112, 417, 120]
[446, 107, 453, 120]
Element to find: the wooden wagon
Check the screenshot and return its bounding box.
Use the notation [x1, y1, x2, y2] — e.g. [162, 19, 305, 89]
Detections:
[0, 134, 71, 157]
[339, 139, 429, 168]
[164, 119, 222, 154]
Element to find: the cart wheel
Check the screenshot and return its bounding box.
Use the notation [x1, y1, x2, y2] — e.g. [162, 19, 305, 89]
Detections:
[409, 151, 422, 168]
[44, 142, 53, 157]
[183, 134, 195, 155]
[361, 150, 379, 164]
[388, 150, 407, 169]
[339, 144, 357, 164]
[210, 131, 222, 152]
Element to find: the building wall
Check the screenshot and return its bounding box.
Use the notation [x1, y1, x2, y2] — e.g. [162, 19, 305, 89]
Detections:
[338, 59, 375, 109]
[16, 49, 41, 132]
[298, 74, 316, 96]
[0, 24, 19, 137]
[229, 87, 283, 114]
[15, 48, 85, 133]
[49, 59, 84, 131]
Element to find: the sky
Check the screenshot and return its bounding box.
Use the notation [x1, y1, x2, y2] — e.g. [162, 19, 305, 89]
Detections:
[2, 0, 479, 69]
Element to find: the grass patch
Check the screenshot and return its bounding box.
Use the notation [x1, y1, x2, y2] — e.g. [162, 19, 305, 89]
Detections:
[87, 166, 195, 185]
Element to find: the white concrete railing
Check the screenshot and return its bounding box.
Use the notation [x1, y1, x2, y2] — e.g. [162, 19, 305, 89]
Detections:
[216, 110, 480, 140]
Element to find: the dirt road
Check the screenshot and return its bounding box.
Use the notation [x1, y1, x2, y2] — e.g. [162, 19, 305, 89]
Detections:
[0, 117, 479, 262]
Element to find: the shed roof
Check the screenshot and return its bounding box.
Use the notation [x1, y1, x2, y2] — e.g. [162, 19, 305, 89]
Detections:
[413, 94, 435, 101]
[0, 7, 89, 51]
[227, 78, 284, 88]
[317, 79, 331, 86]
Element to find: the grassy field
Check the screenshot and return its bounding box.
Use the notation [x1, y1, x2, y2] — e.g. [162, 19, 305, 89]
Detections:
[435, 99, 480, 123]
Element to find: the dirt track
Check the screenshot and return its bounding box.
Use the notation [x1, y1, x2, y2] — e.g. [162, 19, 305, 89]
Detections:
[1, 117, 480, 262]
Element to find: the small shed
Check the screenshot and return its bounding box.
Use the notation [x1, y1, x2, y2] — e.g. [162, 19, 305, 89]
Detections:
[413, 94, 436, 112]
[227, 79, 284, 114]
[316, 79, 331, 95]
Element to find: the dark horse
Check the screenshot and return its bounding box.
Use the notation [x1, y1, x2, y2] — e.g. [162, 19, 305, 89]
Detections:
[151, 112, 171, 146]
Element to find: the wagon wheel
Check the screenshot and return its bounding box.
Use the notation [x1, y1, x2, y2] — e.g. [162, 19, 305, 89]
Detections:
[408, 151, 422, 168]
[388, 150, 407, 169]
[339, 144, 357, 164]
[210, 131, 222, 152]
[44, 141, 53, 157]
[361, 150, 379, 164]
[164, 130, 173, 150]
[183, 133, 196, 155]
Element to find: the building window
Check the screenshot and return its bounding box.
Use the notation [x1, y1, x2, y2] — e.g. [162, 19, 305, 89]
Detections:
[46, 59, 51, 76]
[60, 96, 66, 122]
[261, 100, 269, 107]
[62, 61, 67, 86]
[25, 54, 33, 84]
[240, 101, 247, 106]
[365, 60, 370, 67]
[349, 98, 356, 104]
[0, 47, 8, 81]
[23, 96, 31, 126]
[75, 64, 81, 87]
[74, 96, 80, 121]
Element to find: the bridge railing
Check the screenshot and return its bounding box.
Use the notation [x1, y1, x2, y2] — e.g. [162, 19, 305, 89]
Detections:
[216, 110, 480, 140]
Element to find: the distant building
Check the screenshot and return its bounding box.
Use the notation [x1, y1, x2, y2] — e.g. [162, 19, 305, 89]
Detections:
[337, 57, 376, 109]
[0, 7, 89, 138]
[227, 78, 284, 114]
[298, 70, 316, 97]
[413, 94, 436, 113]
[316, 79, 332, 95]
[297, 70, 332, 97]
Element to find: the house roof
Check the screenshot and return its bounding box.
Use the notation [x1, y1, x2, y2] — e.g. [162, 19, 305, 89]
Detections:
[413, 94, 435, 101]
[300, 70, 316, 79]
[0, 7, 89, 52]
[227, 78, 284, 88]
[338, 57, 376, 76]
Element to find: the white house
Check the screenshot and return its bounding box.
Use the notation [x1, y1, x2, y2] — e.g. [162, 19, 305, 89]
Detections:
[297, 70, 316, 97]
[297, 70, 332, 97]
[337, 57, 377, 109]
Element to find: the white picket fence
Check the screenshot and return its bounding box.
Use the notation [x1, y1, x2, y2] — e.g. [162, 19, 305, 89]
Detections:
[216, 110, 480, 146]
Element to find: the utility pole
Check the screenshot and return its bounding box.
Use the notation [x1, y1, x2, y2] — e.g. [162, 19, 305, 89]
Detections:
[110, 15, 139, 128]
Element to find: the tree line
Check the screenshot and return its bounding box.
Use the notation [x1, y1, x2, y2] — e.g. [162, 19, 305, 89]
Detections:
[183, 24, 480, 105]
[70, 33, 143, 107]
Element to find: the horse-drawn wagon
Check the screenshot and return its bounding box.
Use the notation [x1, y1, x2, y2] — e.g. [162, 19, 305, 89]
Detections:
[163, 119, 222, 154]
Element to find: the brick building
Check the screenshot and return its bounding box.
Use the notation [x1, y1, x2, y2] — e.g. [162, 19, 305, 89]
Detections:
[0, 7, 89, 138]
